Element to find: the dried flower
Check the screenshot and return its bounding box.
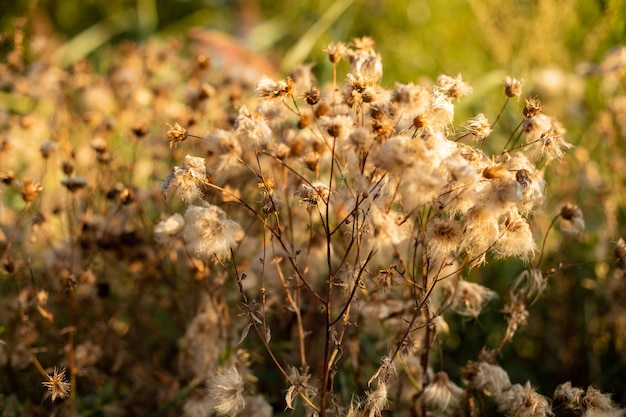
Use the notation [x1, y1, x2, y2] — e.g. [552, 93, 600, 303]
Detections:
[166, 122, 188, 148]
[437, 74, 473, 100]
[347, 37, 383, 80]
[61, 176, 88, 193]
[366, 380, 389, 417]
[581, 386, 620, 414]
[42, 367, 70, 402]
[535, 126, 572, 160]
[207, 368, 245, 416]
[256, 76, 294, 100]
[303, 86, 321, 105]
[40, 140, 58, 159]
[523, 98, 543, 119]
[285, 366, 317, 411]
[294, 182, 330, 206]
[553, 382, 585, 413]
[493, 212, 537, 263]
[1, 170, 15, 185]
[450, 279, 498, 318]
[426, 218, 463, 261]
[154, 213, 185, 244]
[20, 179, 43, 202]
[234, 106, 272, 148]
[497, 382, 552, 417]
[472, 361, 511, 396]
[183, 203, 244, 260]
[464, 113, 492, 140]
[504, 76, 524, 98]
[160, 155, 208, 203]
[559, 203, 585, 234]
[324, 41, 348, 64]
[423, 371, 464, 412]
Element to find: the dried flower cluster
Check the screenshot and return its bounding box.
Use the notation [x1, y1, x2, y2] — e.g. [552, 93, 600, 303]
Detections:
[1, 15, 624, 417]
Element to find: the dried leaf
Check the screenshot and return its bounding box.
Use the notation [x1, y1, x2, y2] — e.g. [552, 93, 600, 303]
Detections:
[236, 322, 253, 345]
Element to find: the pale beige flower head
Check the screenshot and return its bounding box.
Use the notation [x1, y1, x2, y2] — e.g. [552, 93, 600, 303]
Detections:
[437, 74, 473, 100]
[426, 217, 463, 262]
[183, 203, 244, 260]
[255, 76, 293, 100]
[294, 182, 330, 206]
[207, 367, 245, 416]
[423, 371, 464, 413]
[234, 106, 272, 148]
[493, 211, 537, 263]
[559, 202, 585, 234]
[497, 382, 552, 417]
[504, 76, 524, 98]
[366, 379, 389, 417]
[464, 113, 492, 140]
[324, 41, 348, 64]
[472, 361, 511, 396]
[154, 213, 185, 244]
[166, 122, 187, 148]
[449, 279, 498, 318]
[160, 155, 208, 203]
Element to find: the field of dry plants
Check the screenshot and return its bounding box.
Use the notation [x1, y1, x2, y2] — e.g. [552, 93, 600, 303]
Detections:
[1, 1, 626, 416]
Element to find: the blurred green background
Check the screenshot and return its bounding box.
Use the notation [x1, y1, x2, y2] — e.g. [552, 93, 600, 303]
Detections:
[3, 0, 624, 81]
[2, 0, 626, 409]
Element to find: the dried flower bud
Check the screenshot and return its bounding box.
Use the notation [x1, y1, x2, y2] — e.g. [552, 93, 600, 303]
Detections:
[166, 122, 188, 149]
[523, 97, 542, 118]
[1, 170, 15, 185]
[504, 76, 524, 98]
[61, 176, 87, 193]
[304, 86, 321, 105]
[324, 42, 347, 64]
[62, 161, 74, 175]
[131, 123, 148, 138]
[294, 182, 330, 206]
[196, 54, 210, 69]
[413, 114, 427, 130]
[40, 140, 58, 159]
[90, 137, 108, 153]
[559, 203, 585, 234]
[20, 179, 43, 202]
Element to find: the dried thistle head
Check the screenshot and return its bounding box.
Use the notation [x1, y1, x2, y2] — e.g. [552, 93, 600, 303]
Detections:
[303, 86, 321, 105]
[497, 382, 552, 417]
[255, 76, 294, 100]
[42, 367, 71, 402]
[504, 76, 524, 98]
[294, 182, 330, 206]
[437, 74, 473, 100]
[523, 97, 543, 119]
[423, 371, 464, 412]
[20, 179, 43, 202]
[61, 176, 88, 193]
[324, 41, 348, 64]
[464, 113, 492, 140]
[166, 122, 188, 149]
[559, 203, 585, 234]
[207, 367, 245, 416]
